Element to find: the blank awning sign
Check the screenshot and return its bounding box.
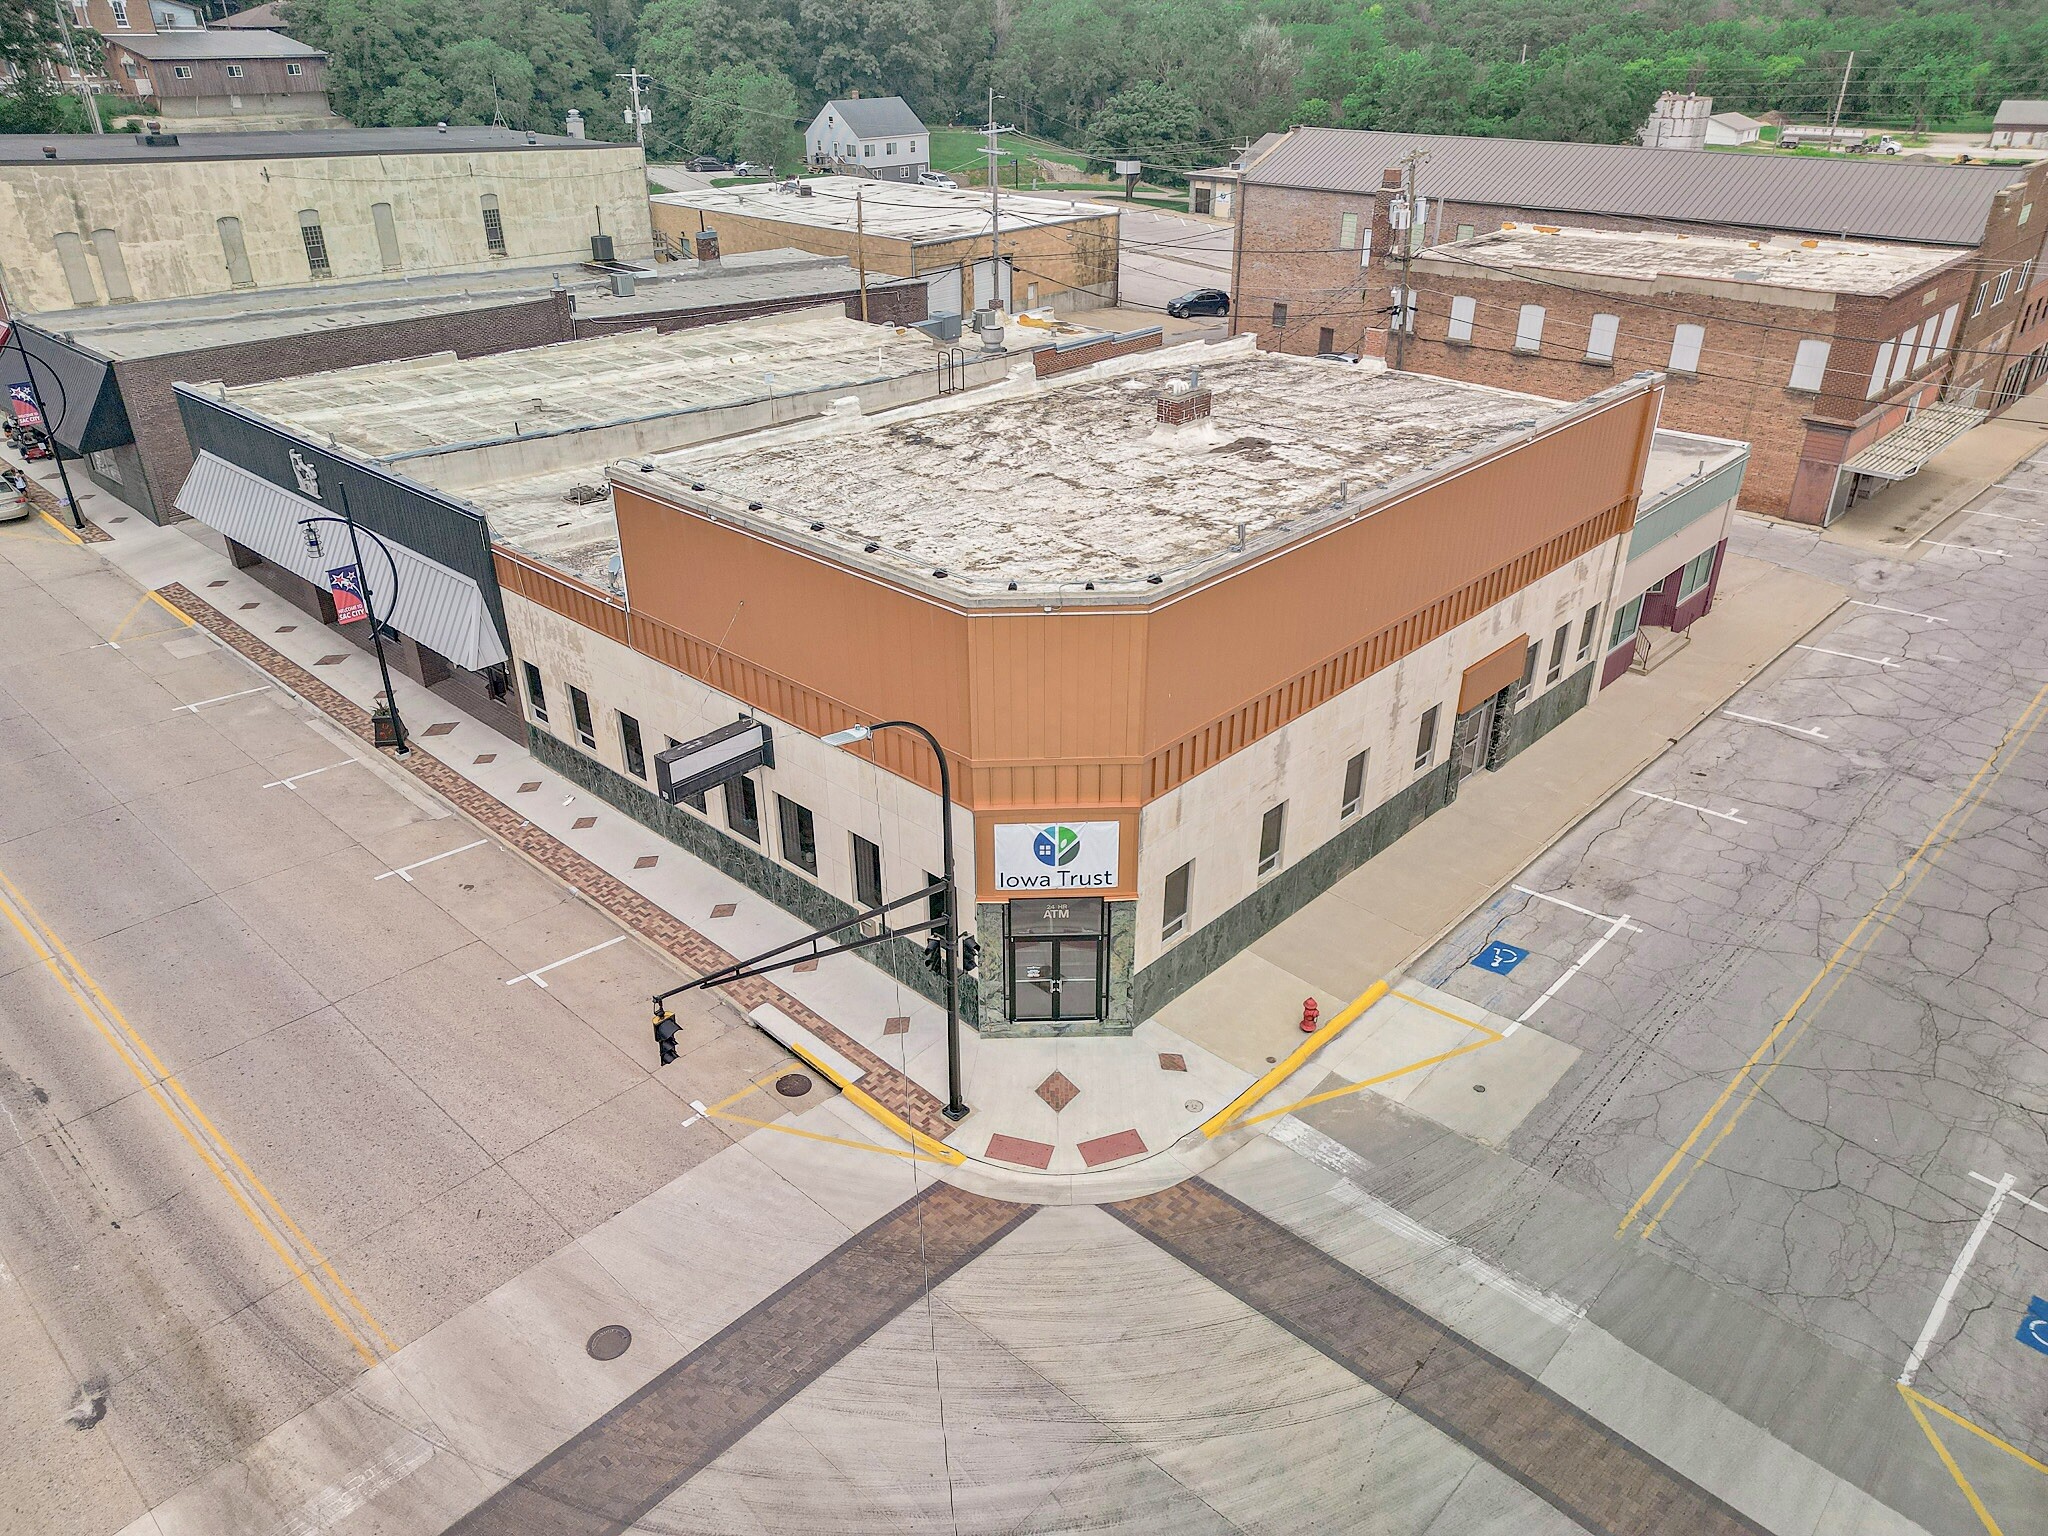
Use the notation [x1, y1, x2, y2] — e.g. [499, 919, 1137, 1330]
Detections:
[1840, 403, 1987, 482]
[655, 717, 775, 805]
[173, 451, 507, 671]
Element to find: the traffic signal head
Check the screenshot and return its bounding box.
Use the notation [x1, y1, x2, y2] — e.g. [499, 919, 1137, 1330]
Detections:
[959, 936, 980, 975]
[922, 933, 947, 976]
[652, 1009, 679, 1066]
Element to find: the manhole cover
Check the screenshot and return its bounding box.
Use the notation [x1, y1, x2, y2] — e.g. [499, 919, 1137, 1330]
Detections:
[775, 1072, 813, 1097]
[1184, 1100, 1204, 1114]
[1472, 1084, 1487, 1094]
[586, 1324, 632, 1361]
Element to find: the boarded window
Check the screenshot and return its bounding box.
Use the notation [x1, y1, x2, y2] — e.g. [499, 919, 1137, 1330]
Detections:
[1272, 301, 1288, 327]
[1339, 211, 1359, 249]
[217, 215, 254, 288]
[89, 229, 133, 302]
[1932, 303, 1959, 356]
[371, 201, 401, 270]
[481, 192, 507, 256]
[1866, 341, 1894, 398]
[1668, 324, 1704, 374]
[1586, 312, 1619, 363]
[1514, 304, 1545, 352]
[1447, 295, 1475, 342]
[1789, 339, 1830, 392]
[1891, 325, 1916, 382]
[54, 231, 98, 305]
[298, 208, 331, 277]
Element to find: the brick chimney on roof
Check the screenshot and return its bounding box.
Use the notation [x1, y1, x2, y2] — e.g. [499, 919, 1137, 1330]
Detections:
[1381, 167, 1404, 190]
[1157, 375, 1212, 426]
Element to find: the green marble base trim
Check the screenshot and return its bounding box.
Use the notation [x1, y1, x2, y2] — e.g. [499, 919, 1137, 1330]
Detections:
[527, 726, 967, 1016]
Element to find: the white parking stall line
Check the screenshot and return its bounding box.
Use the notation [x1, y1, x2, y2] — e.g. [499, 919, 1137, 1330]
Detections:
[177, 685, 272, 713]
[1899, 1171, 2025, 1387]
[1509, 884, 1643, 932]
[1721, 710, 1829, 741]
[1922, 540, 2007, 558]
[375, 838, 489, 882]
[1797, 644, 1900, 669]
[505, 934, 627, 988]
[1513, 912, 1634, 1032]
[1965, 507, 2043, 526]
[1969, 1167, 2048, 1214]
[1629, 788, 1747, 824]
[262, 760, 356, 790]
[1848, 600, 1948, 625]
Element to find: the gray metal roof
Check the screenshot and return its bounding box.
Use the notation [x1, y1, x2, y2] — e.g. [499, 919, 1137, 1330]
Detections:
[818, 97, 925, 141]
[1244, 127, 2032, 246]
[109, 29, 322, 59]
[1994, 100, 2048, 128]
[0, 126, 625, 164]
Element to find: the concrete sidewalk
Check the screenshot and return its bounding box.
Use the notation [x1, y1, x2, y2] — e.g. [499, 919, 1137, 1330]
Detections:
[37, 458, 1842, 1197]
[1821, 387, 2048, 552]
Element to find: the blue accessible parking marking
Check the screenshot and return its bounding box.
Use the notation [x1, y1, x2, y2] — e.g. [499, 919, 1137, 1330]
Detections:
[1471, 941, 1530, 975]
[2019, 1297, 2048, 1356]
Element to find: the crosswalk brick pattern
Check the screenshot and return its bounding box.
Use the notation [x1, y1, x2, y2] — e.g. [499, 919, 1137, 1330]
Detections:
[161, 584, 960, 1140]
[1110, 1180, 1770, 1536]
[442, 1182, 1034, 1536]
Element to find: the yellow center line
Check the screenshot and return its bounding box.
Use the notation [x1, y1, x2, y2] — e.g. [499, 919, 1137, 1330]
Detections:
[0, 863, 394, 1362]
[1617, 680, 2048, 1238]
[1900, 1385, 2007, 1536]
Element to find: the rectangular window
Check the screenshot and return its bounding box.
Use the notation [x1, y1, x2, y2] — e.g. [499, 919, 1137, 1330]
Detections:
[1272, 301, 1288, 327]
[1515, 304, 1545, 352]
[521, 661, 547, 723]
[568, 685, 595, 749]
[173, 64, 192, 78]
[225, 63, 243, 78]
[110, 0, 129, 23]
[618, 711, 646, 779]
[862, 143, 873, 158]
[298, 208, 330, 277]
[1867, 340, 1894, 398]
[1161, 862, 1191, 941]
[1789, 338, 1830, 392]
[1587, 312, 1619, 363]
[1577, 603, 1600, 661]
[1359, 228, 1371, 267]
[663, 738, 707, 812]
[1993, 270, 2011, 305]
[852, 834, 882, 910]
[1340, 750, 1368, 819]
[1447, 294, 1476, 343]
[1517, 639, 1540, 703]
[1610, 593, 1644, 648]
[1456, 223, 1475, 241]
[286, 61, 303, 75]
[724, 776, 761, 842]
[481, 193, 506, 256]
[1339, 211, 1359, 249]
[1678, 545, 1717, 600]
[1973, 281, 1989, 316]
[1318, 326, 1335, 353]
[1414, 705, 1439, 770]
[1891, 325, 1916, 382]
[776, 795, 818, 876]
[122, 59, 139, 77]
[1257, 804, 1285, 877]
[1546, 621, 1569, 685]
[1669, 324, 1704, 374]
[886, 141, 897, 156]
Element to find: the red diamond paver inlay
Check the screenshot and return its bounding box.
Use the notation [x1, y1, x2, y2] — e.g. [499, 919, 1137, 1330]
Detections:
[238, 602, 260, 611]
[473, 753, 497, 764]
[206, 580, 228, 588]
[883, 1016, 910, 1035]
[276, 625, 298, 634]
[315, 654, 347, 666]
[792, 959, 818, 973]
[1077, 1128, 1146, 1167]
[634, 855, 659, 869]
[571, 816, 597, 830]
[710, 903, 737, 918]
[985, 1133, 1054, 1170]
[1035, 1071, 1080, 1112]
[421, 721, 459, 737]
[1158, 1053, 1187, 1072]
[517, 781, 542, 793]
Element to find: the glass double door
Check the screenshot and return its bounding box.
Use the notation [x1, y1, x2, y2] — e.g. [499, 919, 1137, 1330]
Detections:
[1010, 936, 1102, 1022]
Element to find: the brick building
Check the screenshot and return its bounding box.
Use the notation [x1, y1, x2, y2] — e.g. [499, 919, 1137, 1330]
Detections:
[17, 251, 926, 521]
[1228, 128, 2048, 418]
[1396, 225, 1971, 523]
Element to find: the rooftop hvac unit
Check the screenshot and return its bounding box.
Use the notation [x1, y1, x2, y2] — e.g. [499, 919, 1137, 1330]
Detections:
[610, 270, 635, 297]
[590, 233, 615, 263]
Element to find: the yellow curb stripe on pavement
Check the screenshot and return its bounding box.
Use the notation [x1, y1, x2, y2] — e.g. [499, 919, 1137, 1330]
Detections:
[770, 1032, 968, 1166]
[1200, 978, 1389, 1138]
[36, 511, 83, 545]
[146, 587, 196, 626]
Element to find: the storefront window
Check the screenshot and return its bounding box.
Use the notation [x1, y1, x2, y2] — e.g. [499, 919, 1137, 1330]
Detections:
[1610, 594, 1645, 649]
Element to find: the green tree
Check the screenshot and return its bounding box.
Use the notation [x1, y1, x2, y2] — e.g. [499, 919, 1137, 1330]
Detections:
[0, 3, 92, 133]
[681, 62, 799, 166]
[1082, 80, 1202, 181]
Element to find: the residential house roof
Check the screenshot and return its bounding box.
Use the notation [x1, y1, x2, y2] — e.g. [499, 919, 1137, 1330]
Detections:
[816, 96, 925, 141]
[106, 29, 323, 60]
[1242, 126, 2033, 246]
[1709, 112, 1765, 133]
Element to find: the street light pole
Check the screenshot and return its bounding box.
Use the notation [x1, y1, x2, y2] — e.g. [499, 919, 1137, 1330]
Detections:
[299, 489, 409, 757]
[822, 718, 969, 1120]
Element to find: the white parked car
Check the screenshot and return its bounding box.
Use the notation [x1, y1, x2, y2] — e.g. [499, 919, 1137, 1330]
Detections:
[919, 170, 959, 190]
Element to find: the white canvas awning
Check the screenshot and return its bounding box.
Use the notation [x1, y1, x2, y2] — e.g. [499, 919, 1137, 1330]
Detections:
[175, 451, 508, 670]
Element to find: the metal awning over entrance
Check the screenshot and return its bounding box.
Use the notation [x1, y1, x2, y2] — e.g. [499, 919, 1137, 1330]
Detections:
[1840, 403, 1987, 482]
[174, 451, 508, 670]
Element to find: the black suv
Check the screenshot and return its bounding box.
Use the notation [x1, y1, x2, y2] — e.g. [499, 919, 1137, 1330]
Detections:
[1167, 288, 1230, 319]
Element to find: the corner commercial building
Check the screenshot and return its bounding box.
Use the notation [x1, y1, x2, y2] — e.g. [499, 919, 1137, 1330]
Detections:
[1228, 128, 2048, 420]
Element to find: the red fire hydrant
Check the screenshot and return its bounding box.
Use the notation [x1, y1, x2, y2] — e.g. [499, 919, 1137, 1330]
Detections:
[1299, 997, 1321, 1034]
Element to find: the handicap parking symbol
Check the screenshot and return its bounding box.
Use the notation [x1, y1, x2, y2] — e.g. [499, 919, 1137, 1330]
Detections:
[2019, 1297, 2048, 1357]
[1471, 941, 1530, 975]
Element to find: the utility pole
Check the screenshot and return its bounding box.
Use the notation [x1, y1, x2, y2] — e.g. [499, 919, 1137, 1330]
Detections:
[616, 67, 648, 148]
[1392, 148, 1428, 371]
[50, 0, 104, 134]
[1827, 50, 1854, 141]
[984, 88, 1012, 315]
[853, 183, 870, 323]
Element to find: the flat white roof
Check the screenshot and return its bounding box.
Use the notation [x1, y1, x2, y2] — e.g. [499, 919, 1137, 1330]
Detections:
[653, 177, 1118, 245]
[1426, 225, 1964, 297]
[624, 339, 1631, 601]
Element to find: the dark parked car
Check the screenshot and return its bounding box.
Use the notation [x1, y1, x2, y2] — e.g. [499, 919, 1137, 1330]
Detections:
[1167, 288, 1230, 319]
[684, 156, 732, 174]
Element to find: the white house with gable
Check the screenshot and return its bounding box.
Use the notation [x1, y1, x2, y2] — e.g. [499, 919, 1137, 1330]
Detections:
[805, 96, 928, 183]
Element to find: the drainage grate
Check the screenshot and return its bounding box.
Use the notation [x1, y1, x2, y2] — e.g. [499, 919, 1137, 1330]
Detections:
[775, 1073, 813, 1097]
[586, 1324, 633, 1361]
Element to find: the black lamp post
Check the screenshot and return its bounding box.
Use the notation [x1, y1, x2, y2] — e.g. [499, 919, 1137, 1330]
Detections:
[821, 718, 970, 1121]
[298, 484, 409, 756]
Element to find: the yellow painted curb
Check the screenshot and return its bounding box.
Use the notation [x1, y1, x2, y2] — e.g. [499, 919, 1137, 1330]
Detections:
[1200, 978, 1389, 1138]
[775, 1033, 968, 1167]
